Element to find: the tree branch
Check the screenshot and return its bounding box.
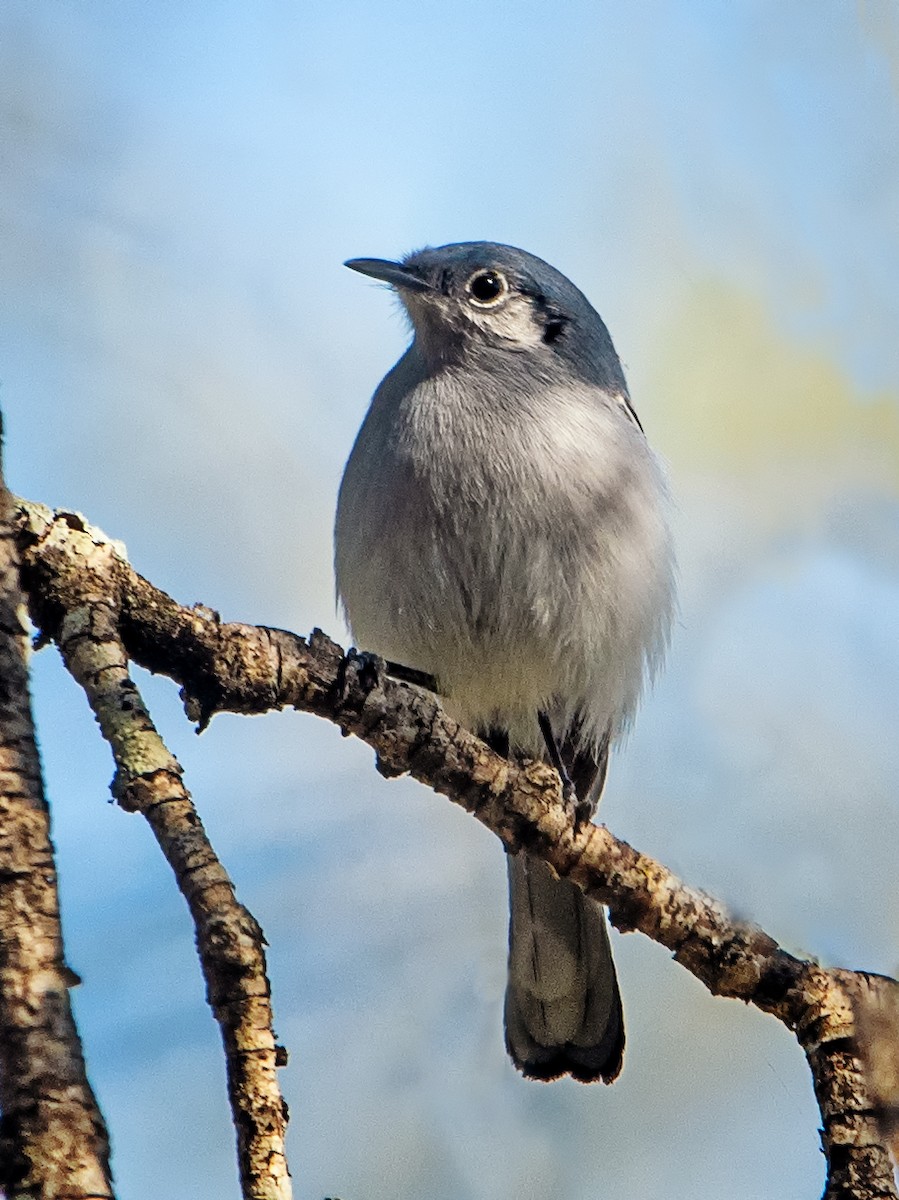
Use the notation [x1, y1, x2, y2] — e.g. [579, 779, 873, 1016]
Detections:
[0, 467, 113, 1196]
[15, 501, 292, 1200]
[14, 498, 899, 1200]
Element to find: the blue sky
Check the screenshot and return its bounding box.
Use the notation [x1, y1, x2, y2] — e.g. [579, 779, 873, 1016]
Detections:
[3, 3, 899, 1197]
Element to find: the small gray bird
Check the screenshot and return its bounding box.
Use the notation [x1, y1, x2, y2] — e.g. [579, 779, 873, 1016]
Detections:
[336, 242, 675, 1083]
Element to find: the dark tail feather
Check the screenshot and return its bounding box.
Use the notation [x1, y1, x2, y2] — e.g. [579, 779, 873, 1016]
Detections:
[502, 721, 624, 1083]
[504, 855, 624, 1083]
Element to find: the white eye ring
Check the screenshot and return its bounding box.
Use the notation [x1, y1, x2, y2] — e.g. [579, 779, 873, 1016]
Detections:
[466, 269, 509, 307]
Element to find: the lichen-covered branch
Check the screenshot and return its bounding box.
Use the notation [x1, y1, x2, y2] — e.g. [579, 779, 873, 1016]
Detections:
[15, 502, 291, 1200]
[0, 464, 113, 1197]
[14, 498, 899, 1200]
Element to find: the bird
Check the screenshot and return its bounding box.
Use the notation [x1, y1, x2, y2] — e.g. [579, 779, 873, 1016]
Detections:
[335, 242, 675, 1082]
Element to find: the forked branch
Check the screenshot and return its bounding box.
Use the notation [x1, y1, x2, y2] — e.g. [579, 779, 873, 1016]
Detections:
[14, 498, 899, 1200]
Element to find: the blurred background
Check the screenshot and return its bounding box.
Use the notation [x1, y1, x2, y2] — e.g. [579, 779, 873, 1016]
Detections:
[2, 2, 899, 1197]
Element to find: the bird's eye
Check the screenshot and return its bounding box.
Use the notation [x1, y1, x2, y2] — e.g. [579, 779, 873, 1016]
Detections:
[467, 269, 508, 306]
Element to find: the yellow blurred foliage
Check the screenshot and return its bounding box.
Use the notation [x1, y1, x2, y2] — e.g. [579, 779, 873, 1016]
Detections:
[651, 279, 899, 500]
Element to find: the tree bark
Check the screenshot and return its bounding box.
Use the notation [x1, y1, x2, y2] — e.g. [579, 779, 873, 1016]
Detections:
[0, 440, 113, 1198]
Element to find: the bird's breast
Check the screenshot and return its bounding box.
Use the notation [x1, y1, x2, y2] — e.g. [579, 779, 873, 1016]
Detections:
[335, 371, 674, 744]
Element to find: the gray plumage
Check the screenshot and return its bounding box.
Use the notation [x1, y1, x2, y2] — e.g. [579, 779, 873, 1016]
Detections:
[336, 242, 675, 1082]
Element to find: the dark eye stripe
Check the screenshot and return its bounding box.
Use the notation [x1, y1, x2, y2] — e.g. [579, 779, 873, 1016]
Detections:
[542, 318, 567, 344]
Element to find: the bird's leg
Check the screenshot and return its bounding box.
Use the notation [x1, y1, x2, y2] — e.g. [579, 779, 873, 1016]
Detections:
[386, 661, 440, 692]
[484, 728, 510, 759]
[537, 710, 577, 804]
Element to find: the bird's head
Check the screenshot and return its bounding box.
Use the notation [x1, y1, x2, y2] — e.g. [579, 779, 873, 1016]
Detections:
[345, 241, 626, 393]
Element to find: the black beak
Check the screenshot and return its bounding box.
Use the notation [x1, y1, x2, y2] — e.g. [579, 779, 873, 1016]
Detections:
[344, 257, 434, 293]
